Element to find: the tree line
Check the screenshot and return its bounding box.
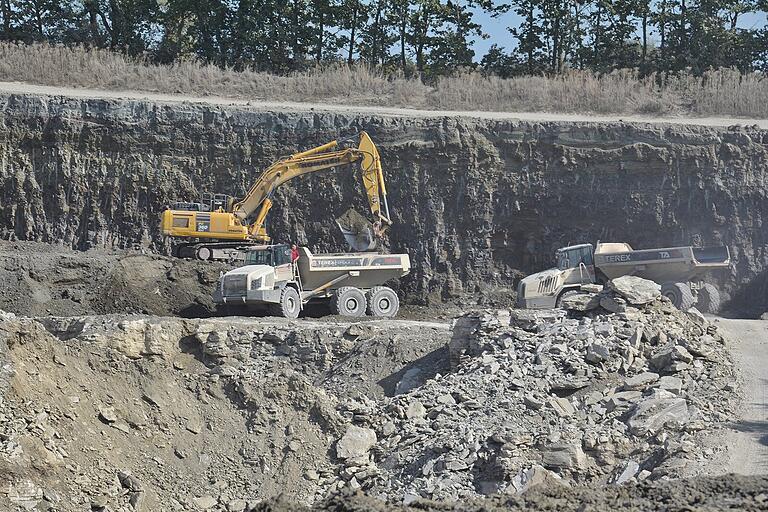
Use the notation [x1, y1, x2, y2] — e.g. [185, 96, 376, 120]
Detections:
[1, 0, 766, 77]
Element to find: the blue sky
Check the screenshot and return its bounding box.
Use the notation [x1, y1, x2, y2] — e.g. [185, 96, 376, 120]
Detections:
[471, 9, 768, 59]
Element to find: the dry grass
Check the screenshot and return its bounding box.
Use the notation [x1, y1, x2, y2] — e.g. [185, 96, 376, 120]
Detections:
[0, 43, 766, 118]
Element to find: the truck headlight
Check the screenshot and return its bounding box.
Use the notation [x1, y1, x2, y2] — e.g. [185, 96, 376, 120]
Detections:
[250, 277, 262, 290]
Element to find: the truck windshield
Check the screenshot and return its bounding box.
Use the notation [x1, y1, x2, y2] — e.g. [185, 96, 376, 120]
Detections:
[245, 250, 273, 266]
[557, 247, 594, 269]
[273, 246, 292, 266]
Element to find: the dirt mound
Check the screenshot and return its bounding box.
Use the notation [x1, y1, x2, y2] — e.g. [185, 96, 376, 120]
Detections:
[0, 313, 451, 510]
[0, 240, 229, 317]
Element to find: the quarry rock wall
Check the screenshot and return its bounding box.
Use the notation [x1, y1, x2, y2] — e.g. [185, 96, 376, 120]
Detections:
[1, 93, 767, 309]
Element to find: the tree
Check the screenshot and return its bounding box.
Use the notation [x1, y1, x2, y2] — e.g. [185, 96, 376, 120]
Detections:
[508, 0, 548, 74]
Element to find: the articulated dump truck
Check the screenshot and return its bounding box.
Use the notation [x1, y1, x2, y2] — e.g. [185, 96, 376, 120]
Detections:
[213, 244, 410, 318]
[517, 242, 731, 313]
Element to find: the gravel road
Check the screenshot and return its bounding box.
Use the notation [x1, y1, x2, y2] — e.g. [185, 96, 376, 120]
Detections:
[716, 317, 768, 475]
[2, 81, 767, 128]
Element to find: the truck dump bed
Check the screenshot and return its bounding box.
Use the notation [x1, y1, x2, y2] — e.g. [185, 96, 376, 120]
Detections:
[296, 248, 410, 291]
[594, 243, 730, 282]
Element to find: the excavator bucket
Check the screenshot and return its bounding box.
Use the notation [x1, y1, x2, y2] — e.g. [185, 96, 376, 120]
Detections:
[336, 208, 378, 252]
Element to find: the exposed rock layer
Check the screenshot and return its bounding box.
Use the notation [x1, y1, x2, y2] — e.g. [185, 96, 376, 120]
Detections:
[1, 93, 767, 308]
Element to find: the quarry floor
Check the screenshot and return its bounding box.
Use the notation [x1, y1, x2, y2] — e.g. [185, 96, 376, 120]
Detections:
[4, 81, 768, 128]
[0, 240, 766, 510]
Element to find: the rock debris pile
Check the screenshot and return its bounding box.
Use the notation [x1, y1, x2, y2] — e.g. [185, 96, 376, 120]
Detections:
[0, 277, 739, 510]
[328, 277, 736, 502]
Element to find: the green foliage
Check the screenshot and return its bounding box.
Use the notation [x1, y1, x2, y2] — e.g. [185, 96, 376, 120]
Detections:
[0, 0, 764, 77]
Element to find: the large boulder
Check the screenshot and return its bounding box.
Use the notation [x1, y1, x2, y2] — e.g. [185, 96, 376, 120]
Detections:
[607, 276, 661, 305]
[561, 292, 601, 312]
[542, 443, 588, 470]
[336, 425, 377, 459]
[511, 465, 567, 493]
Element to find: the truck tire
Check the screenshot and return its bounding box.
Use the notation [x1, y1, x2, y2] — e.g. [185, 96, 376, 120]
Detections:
[332, 287, 367, 317]
[366, 286, 400, 317]
[697, 283, 721, 313]
[270, 286, 301, 319]
[661, 282, 695, 311]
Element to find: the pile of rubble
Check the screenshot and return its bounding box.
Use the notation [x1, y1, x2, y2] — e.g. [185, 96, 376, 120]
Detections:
[325, 277, 737, 502]
[0, 276, 740, 510]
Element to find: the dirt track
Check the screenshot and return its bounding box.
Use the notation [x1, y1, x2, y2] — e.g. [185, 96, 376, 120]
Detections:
[4, 81, 767, 128]
[717, 318, 768, 474]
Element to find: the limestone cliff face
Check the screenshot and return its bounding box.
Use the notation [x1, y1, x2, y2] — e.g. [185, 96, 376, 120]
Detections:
[1, 93, 767, 309]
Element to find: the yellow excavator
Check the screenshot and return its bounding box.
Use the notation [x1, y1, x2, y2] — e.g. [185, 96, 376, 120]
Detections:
[160, 131, 392, 260]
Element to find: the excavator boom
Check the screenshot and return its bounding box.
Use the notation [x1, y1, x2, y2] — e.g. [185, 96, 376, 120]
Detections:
[231, 131, 390, 243]
[160, 131, 392, 258]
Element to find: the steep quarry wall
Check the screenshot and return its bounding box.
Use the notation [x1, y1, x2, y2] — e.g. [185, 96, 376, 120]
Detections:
[1, 93, 767, 310]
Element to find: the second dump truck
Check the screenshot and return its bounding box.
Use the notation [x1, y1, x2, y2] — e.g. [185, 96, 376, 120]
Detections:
[213, 244, 410, 318]
[517, 242, 730, 312]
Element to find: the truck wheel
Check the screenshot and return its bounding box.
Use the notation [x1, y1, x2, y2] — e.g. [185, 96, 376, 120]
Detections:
[661, 282, 695, 310]
[697, 283, 721, 313]
[366, 286, 400, 317]
[271, 287, 301, 319]
[333, 287, 367, 317]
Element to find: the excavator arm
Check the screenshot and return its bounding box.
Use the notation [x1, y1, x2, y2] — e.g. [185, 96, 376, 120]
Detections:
[231, 131, 391, 244]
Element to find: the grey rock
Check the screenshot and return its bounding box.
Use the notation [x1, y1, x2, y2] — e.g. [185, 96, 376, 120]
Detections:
[395, 368, 423, 395]
[542, 443, 587, 470]
[509, 309, 564, 331]
[623, 372, 659, 390]
[683, 335, 716, 357]
[600, 294, 627, 313]
[613, 460, 640, 484]
[405, 400, 426, 420]
[650, 345, 693, 371]
[118, 471, 143, 492]
[551, 375, 590, 391]
[524, 394, 544, 410]
[586, 342, 610, 364]
[336, 425, 377, 459]
[606, 391, 643, 412]
[657, 375, 683, 394]
[607, 276, 661, 305]
[192, 495, 218, 510]
[511, 464, 566, 493]
[562, 292, 601, 311]
[227, 499, 248, 512]
[549, 397, 575, 417]
[626, 397, 690, 434]
[98, 406, 117, 423]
